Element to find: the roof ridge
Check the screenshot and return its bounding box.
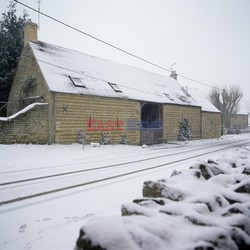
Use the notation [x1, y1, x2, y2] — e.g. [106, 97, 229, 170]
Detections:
[30, 40, 172, 80]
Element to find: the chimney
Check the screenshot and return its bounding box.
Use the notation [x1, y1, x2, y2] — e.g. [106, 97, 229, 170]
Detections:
[170, 70, 177, 81]
[24, 22, 38, 46]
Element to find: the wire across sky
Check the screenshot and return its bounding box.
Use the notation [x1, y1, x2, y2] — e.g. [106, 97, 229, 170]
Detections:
[13, 0, 224, 91]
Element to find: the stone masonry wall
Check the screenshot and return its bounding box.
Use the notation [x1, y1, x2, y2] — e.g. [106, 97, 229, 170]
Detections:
[229, 114, 248, 129]
[0, 104, 49, 144]
[163, 104, 201, 141]
[54, 93, 140, 144]
[7, 43, 50, 116]
[202, 112, 221, 139]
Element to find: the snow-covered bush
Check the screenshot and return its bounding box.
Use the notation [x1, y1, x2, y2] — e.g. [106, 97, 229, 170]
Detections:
[120, 134, 128, 144]
[77, 131, 87, 149]
[100, 131, 111, 145]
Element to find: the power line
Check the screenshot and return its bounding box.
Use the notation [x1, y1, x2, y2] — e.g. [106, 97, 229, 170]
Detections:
[14, 0, 221, 90]
[14, 0, 171, 73]
[0, 103, 8, 112]
[178, 73, 219, 89]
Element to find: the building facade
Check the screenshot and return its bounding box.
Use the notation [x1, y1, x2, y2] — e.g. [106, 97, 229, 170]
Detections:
[0, 22, 221, 144]
[229, 114, 248, 129]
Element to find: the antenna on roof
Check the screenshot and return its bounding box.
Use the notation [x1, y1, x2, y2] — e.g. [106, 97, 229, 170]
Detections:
[169, 63, 177, 80]
[37, 0, 41, 30]
[168, 63, 176, 71]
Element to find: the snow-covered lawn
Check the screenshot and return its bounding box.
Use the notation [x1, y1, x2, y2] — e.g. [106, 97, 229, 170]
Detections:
[0, 134, 250, 250]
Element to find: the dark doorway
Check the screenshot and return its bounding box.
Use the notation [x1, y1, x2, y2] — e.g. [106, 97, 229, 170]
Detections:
[140, 103, 163, 145]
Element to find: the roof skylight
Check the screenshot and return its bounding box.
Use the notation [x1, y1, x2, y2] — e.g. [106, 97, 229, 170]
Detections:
[69, 76, 86, 88]
[164, 93, 174, 101]
[178, 95, 191, 104]
[109, 82, 122, 93]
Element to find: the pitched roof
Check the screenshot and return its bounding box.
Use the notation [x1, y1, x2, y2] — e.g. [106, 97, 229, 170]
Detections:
[237, 105, 249, 115]
[29, 41, 221, 113]
[185, 87, 220, 113]
[30, 41, 200, 106]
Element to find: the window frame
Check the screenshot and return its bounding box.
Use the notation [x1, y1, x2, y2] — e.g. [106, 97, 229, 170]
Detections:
[164, 93, 174, 101]
[68, 76, 86, 88]
[108, 82, 122, 93]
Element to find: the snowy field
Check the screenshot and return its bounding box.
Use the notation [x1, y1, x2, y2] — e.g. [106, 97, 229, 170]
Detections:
[0, 134, 250, 250]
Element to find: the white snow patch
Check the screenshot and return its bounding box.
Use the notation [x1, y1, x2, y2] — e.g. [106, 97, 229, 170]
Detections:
[77, 144, 250, 250]
[0, 103, 48, 121]
[0, 135, 250, 250]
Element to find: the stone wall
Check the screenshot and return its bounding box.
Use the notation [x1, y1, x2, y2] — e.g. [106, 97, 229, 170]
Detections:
[202, 111, 221, 139]
[7, 43, 50, 116]
[229, 114, 248, 129]
[163, 104, 201, 141]
[54, 93, 140, 144]
[0, 104, 49, 144]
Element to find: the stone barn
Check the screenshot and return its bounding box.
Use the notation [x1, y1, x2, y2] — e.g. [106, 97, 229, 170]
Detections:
[229, 113, 249, 130]
[186, 87, 221, 139]
[0, 22, 221, 144]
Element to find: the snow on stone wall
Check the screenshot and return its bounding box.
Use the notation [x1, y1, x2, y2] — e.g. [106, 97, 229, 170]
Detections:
[0, 103, 50, 144]
[75, 146, 250, 250]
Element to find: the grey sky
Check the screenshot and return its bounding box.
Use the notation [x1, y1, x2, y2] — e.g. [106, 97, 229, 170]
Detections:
[1, 0, 250, 111]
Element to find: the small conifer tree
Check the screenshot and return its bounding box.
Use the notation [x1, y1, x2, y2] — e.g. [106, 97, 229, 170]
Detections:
[178, 118, 192, 141]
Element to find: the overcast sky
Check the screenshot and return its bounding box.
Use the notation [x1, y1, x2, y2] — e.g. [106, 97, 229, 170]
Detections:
[1, 0, 250, 112]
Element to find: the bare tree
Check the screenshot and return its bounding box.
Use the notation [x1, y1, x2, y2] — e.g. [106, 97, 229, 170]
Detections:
[209, 85, 243, 133]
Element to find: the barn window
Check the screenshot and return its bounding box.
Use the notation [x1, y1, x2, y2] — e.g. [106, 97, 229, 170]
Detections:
[164, 93, 174, 101]
[69, 76, 86, 88]
[109, 82, 122, 93]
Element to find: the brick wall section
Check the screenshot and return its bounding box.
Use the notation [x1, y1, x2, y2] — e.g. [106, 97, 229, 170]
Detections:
[202, 112, 221, 139]
[54, 93, 140, 144]
[163, 104, 201, 141]
[0, 105, 49, 144]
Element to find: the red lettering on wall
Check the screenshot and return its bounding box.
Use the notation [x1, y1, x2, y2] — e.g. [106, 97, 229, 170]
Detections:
[86, 119, 97, 131]
[106, 120, 114, 131]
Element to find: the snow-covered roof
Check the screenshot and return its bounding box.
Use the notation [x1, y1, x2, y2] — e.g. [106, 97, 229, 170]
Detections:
[30, 41, 200, 106]
[184, 87, 220, 113]
[237, 104, 249, 115]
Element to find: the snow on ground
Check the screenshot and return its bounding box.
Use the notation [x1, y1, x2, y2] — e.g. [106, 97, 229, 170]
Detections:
[77, 144, 250, 250]
[0, 134, 250, 250]
[0, 134, 245, 172]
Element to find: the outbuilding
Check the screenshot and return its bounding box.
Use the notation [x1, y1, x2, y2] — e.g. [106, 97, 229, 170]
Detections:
[0, 22, 221, 144]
